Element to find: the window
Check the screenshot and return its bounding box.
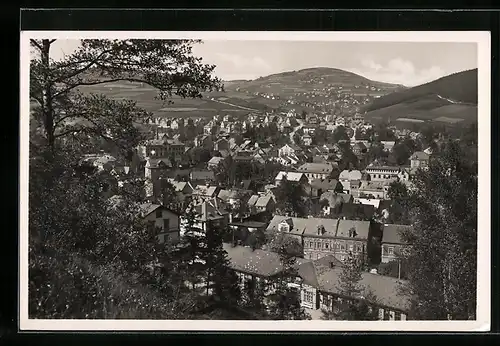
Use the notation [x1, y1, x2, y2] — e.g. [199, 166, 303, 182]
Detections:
[309, 242, 313, 248]
[304, 290, 314, 303]
[163, 219, 170, 231]
[401, 313, 407, 321]
[155, 209, 162, 218]
[389, 311, 395, 321]
[325, 243, 329, 249]
[349, 244, 354, 252]
[383, 245, 388, 254]
[147, 221, 156, 235]
[356, 245, 362, 253]
[388, 247, 394, 255]
[340, 243, 345, 250]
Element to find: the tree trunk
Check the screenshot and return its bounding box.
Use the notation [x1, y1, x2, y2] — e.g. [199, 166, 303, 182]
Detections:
[40, 39, 55, 150]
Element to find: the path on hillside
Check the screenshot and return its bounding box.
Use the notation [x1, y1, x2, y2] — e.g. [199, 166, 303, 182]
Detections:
[209, 98, 260, 112]
[436, 94, 461, 104]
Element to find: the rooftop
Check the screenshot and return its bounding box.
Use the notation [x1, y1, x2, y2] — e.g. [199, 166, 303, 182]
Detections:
[223, 243, 310, 277]
[381, 224, 412, 245]
[275, 171, 306, 182]
[297, 163, 335, 174]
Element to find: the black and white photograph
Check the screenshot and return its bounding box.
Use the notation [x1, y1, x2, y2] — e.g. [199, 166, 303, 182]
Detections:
[19, 31, 490, 331]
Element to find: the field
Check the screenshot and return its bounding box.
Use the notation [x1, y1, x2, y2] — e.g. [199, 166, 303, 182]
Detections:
[78, 82, 271, 119]
[364, 95, 477, 127]
[362, 69, 478, 129]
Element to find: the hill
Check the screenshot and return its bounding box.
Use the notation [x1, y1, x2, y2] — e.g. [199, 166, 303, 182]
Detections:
[362, 69, 478, 127]
[226, 67, 405, 99]
[76, 67, 405, 119]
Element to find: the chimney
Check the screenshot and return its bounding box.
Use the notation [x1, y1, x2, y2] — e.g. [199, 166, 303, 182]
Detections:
[329, 262, 335, 269]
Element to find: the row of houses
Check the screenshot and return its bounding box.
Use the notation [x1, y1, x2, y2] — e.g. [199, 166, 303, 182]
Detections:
[224, 243, 411, 320]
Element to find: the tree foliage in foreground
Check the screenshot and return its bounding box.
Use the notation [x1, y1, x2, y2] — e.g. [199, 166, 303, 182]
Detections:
[30, 39, 222, 151]
[266, 244, 310, 320]
[28, 39, 223, 319]
[320, 252, 379, 321]
[274, 176, 308, 217]
[400, 141, 477, 320]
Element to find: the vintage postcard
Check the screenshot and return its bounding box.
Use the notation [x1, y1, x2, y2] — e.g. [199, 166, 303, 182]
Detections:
[19, 31, 490, 331]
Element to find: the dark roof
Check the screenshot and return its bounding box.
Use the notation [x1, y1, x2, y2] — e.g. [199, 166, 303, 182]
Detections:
[297, 261, 319, 287]
[138, 202, 181, 217]
[339, 202, 375, 220]
[382, 224, 412, 245]
[410, 151, 430, 160]
[310, 179, 341, 191]
[223, 243, 310, 277]
[229, 221, 267, 229]
[190, 170, 215, 180]
[297, 260, 411, 311]
[336, 220, 371, 240]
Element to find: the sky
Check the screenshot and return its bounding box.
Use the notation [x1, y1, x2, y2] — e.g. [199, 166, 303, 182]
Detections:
[47, 40, 477, 87]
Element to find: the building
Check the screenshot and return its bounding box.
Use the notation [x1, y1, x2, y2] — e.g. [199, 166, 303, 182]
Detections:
[319, 191, 353, 214]
[266, 216, 373, 263]
[247, 194, 276, 214]
[139, 203, 181, 244]
[357, 180, 390, 200]
[297, 163, 336, 181]
[81, 153, 117, 172]
[352, 142, 368, 156]
[338, 169, 363, 193]
[170, 181, 194, 206]
[410, 151, 430, 170]
[139, 138, 185, 162]
[207, 156, 225, 170]
[217, 189, 253, 210]
[381, 224, 412, 263]
[189, 198, 230, 233]
[214, 138, 230, 152]
[303, 133, 313, 146]
[278, 144, 303, 157]
[223, 243, 310, 302]
[223, 244, 411, 320]
[297, 258, 410, 320]
[274, 171, 309, 186]
[365, 163, 408, 182]
[309, 178, 344, 198]
[381, 140, 396, 152]
[190, 170, 215, 185]
[194, 134, 214, 149]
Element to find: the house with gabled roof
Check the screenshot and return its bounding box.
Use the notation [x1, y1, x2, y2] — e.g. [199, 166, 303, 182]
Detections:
[185, 198, 230, 234]
[278, 143, 303, 158]
[297, 257, 411, 320]
[207, 156, 225, 170]
[297, 162, 336, 181]
[381, 224, 412, 263]
[138, 202, 181, 244]
[222, 242, 411, 320]
[410, 151, 430, 170]
[274, 171, 308, 186]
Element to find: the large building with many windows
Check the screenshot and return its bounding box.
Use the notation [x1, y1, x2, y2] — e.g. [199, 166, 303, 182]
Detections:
[223, 243, 411, 320]
[266, 216, 374, 262]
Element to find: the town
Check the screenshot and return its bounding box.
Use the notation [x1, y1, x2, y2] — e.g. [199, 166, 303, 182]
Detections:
[28, 38, 478, 322]
[79, 106, 456, 320]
